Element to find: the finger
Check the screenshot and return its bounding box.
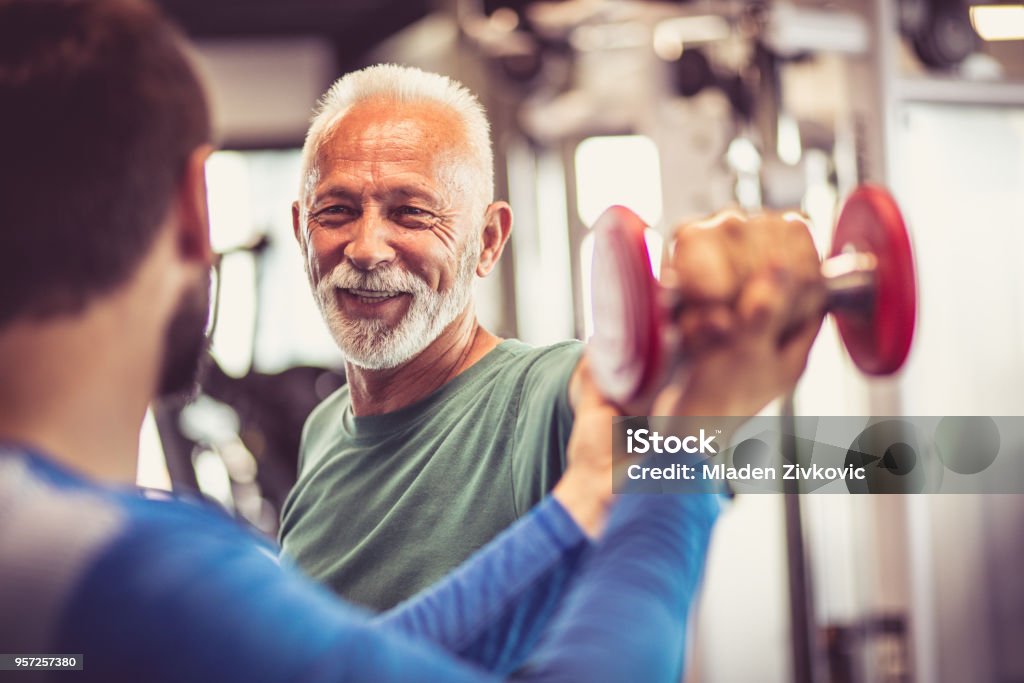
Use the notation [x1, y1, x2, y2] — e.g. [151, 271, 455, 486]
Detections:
[735, 262, 792, 338]
[773, 215, 827, 335]
[747, 211, 818, 274]
[675, 303, 737, 355]
[670, 210, 754, 304]
[670, 229, 741, 304]
[777, 213, 822, 284]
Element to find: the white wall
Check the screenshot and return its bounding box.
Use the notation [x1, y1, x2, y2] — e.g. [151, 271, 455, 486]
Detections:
[688, 496, 794, 683]
[892, 102, 1024, 683]
[895, 103, 1024, 416]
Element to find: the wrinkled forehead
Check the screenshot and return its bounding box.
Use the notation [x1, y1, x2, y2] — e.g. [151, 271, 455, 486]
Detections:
[312, 98, 474, 182]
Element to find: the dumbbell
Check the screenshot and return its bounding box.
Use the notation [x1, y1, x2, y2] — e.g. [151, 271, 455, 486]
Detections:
[588, 184, 917, 405]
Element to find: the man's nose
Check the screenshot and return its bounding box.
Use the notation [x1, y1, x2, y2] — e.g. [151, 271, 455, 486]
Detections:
[344, 213, 396, 271]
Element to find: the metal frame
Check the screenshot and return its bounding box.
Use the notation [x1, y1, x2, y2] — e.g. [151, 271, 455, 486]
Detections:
[896, 76, 1024, 106]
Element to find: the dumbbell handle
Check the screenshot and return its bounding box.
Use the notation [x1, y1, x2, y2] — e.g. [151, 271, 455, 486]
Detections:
[821, 251, 877, 311]
[667, 248, 878, 322]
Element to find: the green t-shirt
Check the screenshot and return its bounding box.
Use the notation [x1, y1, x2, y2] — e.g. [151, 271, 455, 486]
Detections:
[279, 339, 583, 611]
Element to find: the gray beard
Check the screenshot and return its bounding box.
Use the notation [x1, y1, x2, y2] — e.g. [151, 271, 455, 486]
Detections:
[310, 241, 478, 370]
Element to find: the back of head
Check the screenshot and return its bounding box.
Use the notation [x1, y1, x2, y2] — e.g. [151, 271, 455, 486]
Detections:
[300, 64, 494, 217]
[0, 0, 210, 327]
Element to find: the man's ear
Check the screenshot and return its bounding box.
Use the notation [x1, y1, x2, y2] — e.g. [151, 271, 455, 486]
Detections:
[477, 201, 512, 277]
[176, 144, 215, 266]
[292, 201, 304, 248]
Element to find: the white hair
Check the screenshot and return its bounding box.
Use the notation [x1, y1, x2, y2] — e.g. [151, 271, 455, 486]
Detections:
[299, 63, 494, 215]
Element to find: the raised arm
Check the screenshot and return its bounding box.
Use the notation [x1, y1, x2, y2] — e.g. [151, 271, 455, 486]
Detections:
[374, 496, 589, 674]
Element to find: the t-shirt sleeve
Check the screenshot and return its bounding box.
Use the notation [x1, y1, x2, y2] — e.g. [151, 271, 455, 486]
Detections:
[375, 496, 588, 675]
[511, 342, 584, 515]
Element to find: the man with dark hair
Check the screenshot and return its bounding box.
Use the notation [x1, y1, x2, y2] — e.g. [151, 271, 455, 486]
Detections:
[0, 0, 820, 681]
[0, 0, 211, 401]
[0, 0, 213, 485]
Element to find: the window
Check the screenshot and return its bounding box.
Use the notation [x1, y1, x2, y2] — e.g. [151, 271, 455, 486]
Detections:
[574, 135, 664, 227]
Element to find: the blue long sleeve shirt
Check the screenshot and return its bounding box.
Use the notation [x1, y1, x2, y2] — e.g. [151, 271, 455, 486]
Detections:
[0, 446, 718, 682]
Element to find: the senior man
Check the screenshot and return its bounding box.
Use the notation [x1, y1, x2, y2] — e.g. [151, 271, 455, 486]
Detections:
[281, 64, 823, 610]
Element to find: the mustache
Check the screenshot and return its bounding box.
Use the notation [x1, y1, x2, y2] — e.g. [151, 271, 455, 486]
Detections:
[317, 262, 429, 295]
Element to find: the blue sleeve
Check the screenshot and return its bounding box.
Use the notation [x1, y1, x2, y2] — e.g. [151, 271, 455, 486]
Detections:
[55, 489, 716, 683]
[55, 502, 502, 683]
[512, 491, 720, 683]
[375, 496, 588, 674]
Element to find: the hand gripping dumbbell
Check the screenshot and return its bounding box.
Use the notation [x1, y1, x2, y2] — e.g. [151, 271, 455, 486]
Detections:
[588, 185, 917, 405]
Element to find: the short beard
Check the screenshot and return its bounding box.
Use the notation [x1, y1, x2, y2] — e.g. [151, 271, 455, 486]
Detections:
[310, 237, 478, 370]
[157, 271, 212, 401]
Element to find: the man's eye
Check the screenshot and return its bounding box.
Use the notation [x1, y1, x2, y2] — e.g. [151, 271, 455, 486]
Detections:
[397, 206, 431, 217]
[312, 206, 355, 227]
[392, 206, 437, 228]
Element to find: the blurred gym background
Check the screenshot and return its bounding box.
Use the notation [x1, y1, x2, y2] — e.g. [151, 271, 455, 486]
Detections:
[134, 1, 1024, 681]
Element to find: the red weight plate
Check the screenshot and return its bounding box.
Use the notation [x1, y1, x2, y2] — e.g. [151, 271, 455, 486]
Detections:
[831, 185, 917, 375]
[589, 206, 663, 404]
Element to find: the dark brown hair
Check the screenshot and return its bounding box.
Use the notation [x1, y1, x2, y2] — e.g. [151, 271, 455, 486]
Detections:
[0, 0, 211, 325]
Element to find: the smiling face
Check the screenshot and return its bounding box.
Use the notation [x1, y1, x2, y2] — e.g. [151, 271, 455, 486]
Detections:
[295, 98, 486, 369]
